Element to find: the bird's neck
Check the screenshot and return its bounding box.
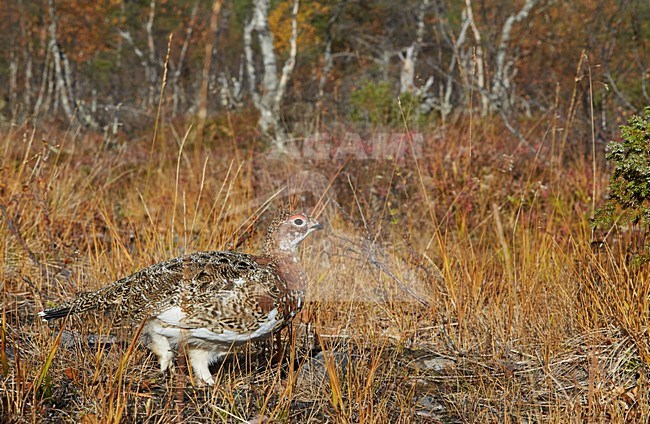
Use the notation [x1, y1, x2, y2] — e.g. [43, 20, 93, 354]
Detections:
[268, 251, 308, 294]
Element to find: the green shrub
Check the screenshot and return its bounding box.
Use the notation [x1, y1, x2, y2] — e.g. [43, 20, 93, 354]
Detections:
[349, 80, 394, 125]
[349, 80, 426, 127]
[593, 107, 650, 263]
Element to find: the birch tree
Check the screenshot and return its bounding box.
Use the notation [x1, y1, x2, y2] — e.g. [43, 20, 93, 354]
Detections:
[456, 0, 540, 116]
[46, 0, 98, 128]
[424, 1, 472, 120]
[400, 0, 430, 95]
[463, 0, 488, 115]
[244, 0, 299, 150]
[489, 0, 540, 114]
[47, 0, 74, 124]
[118, 0, 159, 110]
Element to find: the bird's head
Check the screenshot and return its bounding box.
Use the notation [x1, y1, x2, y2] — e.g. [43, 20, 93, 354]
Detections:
[263, 210, 323, 256]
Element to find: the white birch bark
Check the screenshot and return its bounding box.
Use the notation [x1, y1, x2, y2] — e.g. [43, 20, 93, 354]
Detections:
[218, 69, 243, 109]
[45, 0, 99, 128]
[47, 0, 75, 124]
[491, 0, 540, 113]
[23, 38, 33, 112]
[440, 13, 469, 119]
[244, 0, 300, 150]
[118, 1, 159, 110]
[34, 47, 52, 117]
[400, 0, 430, 95]
[317, 38, 332, 103]
[426, 3, 472, 120]
[145, 0, 158, 108]
[400, 45, 416, 95]
[9, 47, 17, 118]
[464, 0, 489, 115]
[118, 28, 159, 111]
[44, 57, 55, 115]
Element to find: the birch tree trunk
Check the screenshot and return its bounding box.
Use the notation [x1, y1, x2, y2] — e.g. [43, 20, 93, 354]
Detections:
[458, 0, 539, 115]
[46, 0, 99, 128]
[9, 47, 17, 119]
[244, 0, 299, 150]
[400, 0, 430, 95]
[463, 0, 489, 115]
[33, 47, 52, 117]
[23, 37, 33, 114]
[118, 0, 160, 110]
[490, 0, 540, 113]
[428, 2, 472, 120]
[47, 0, 75, 124]
[47, 0, 74, 121]
[118, 30, 154, 110]
[314, 37, 332, 128]
[145, 0, 158, 108]
[440, 12, 469, 119]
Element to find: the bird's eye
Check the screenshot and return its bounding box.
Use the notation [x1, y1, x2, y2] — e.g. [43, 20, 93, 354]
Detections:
[293, 218, 304, 226]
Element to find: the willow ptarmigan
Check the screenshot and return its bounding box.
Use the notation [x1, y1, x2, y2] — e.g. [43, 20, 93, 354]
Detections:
[39, 210, 322, 385]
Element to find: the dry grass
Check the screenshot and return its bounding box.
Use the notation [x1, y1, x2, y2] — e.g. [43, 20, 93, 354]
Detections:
[1, 114, 649, 423]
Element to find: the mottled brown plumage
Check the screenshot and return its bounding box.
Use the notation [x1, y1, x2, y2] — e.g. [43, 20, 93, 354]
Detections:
[39, 210, 322, 385]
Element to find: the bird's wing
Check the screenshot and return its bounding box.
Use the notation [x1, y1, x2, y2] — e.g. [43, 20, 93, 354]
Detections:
[153, 253, 283, 335]
[41, 251, 276, 325]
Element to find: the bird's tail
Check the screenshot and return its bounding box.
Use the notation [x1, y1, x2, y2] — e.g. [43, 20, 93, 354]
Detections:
[38, 305, 73, 321]
[39, 290, 105, 322]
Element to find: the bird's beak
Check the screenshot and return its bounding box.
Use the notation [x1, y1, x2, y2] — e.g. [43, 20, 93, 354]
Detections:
[311, 221, 324, 231]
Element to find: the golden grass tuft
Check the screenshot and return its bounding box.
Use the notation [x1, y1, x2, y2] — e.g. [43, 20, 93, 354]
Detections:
[1, 114, 649, 422]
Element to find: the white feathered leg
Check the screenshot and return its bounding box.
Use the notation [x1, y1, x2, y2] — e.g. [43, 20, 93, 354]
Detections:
[142, 319, 175, 372]
[188, 347, 215, 385]
[187, 346, 227, 386]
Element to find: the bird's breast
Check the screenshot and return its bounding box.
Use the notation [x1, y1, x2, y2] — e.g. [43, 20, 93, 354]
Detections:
[154, 307, 284, 347]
